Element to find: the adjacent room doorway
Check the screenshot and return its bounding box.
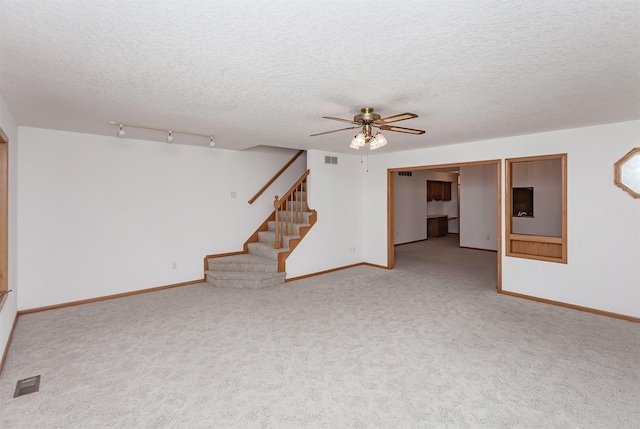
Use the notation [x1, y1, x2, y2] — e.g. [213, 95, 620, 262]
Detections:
[387, 160, 502, 291]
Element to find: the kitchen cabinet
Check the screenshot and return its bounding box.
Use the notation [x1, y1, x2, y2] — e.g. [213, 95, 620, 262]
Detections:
[427, 215, 448, 238]
[427, 180, 452, 201]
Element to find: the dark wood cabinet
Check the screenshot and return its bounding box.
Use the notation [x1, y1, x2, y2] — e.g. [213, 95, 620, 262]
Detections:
[427, 180, 452, 201]
[427, 216, 448, 238]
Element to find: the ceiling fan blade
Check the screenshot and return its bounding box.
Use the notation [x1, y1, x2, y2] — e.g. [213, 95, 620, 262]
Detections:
[323, 116, 360, 125]
[379, 125, 425, 135]
[374, 113, 418, 124]
[310, 126, 361, 137]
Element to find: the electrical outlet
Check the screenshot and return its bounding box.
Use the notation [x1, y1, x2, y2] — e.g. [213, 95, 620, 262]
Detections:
[486, 235, 490, 241]
[172, 262, 178, 269]
[230, 192, 237, 198]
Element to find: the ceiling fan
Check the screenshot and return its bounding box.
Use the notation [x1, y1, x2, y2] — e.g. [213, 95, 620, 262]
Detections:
[311, 107, 425, 150]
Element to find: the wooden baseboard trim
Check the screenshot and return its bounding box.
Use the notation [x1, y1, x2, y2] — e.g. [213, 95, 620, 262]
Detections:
[361, 262, 392, 270]
[499, 290, 640, 323]
[286, 262, 389, 282]
[394, 239, 427, 246]
[204, 251, 246, 259]
[0, 311, 18, 376]
[459, 246, 498, 253]
[18, 279, 203, 315]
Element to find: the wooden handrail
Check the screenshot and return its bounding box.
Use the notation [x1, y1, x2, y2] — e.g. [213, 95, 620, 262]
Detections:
[248, 150, 304, 204]
[276, 169, 310, 205]
[273, 170, 310, 249]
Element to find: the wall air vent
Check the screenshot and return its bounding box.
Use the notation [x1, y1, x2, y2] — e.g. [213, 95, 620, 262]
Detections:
[324, 156, 338, 165]
[398, 171, 413, 176]
[14, 375, 40, 398]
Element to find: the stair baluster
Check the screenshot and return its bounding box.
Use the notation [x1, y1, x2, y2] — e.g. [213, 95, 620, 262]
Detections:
[273, 169, 310, 250]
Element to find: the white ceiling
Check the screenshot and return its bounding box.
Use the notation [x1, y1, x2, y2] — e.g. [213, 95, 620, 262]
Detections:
[1, 1, 638, 154]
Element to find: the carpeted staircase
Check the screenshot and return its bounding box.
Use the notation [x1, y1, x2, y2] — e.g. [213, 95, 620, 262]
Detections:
[205, 185, 315, 289]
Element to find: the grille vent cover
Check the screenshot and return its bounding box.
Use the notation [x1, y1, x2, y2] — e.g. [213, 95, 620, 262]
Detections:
[14, 375, 40, 398]
[324, 156, 338, 165]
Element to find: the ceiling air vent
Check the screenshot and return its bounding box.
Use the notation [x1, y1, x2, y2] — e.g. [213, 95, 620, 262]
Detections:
[14, 375, 40, 398]
[324, 156, 338, 165]
[398, 171, 413, 176]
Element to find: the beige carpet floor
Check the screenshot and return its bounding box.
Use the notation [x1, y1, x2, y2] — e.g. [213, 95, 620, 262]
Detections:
[0, 235, 638, 428]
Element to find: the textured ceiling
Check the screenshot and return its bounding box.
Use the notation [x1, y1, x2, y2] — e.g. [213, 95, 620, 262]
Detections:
[0, 1, 638, 154]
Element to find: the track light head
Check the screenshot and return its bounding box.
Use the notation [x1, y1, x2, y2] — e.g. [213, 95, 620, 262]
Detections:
[109, 121, 215, 147]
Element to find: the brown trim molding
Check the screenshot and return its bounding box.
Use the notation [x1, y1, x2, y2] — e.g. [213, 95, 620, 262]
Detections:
[614, 147, 640, 199]
[0, 127, 8, 311]
[0, 310, 18, 376]
[285, 262, 389, 282]
[18, 279, 203, 315]
[394, 239, 428, 246]
[505, 154, 568, 264]
[499, 290, 640, 323]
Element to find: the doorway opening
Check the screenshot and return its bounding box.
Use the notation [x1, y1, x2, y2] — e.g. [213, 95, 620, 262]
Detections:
[387, 160, 502, 291]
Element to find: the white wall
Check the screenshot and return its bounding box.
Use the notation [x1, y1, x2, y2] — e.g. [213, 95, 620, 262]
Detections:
[459, 164, 498, 251]
[511, 158, 562, 236]
[284, 150, 365, 278]
[362, 121, 640, 317]
[0, 94, 19, 365]
[394, 170, 458, 245]
[17, 127, 305, 310]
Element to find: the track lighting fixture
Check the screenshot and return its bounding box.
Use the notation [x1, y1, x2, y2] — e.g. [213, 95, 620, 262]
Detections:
[108, 121, 216, 148]
[117, 124, 125, 138]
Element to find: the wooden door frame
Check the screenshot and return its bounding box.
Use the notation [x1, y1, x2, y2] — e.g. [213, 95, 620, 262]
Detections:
[387, 159, 502, 291]
[0, 127, 8, 309]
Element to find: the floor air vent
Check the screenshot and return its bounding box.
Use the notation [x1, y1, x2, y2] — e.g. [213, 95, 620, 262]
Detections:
[14, 375, 40, 398]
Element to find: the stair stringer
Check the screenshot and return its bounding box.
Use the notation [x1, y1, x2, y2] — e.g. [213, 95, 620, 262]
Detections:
[276, 209, 317, 273]
[243, 211, 276, 253]
[202, 212, 275, 277]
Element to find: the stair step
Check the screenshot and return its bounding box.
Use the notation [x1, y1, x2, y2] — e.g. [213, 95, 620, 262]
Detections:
[275, 210, 312, 223]
[258, 230, 299, 248]
[248, 242, 289, 260]
[205, 270, 286, 289]
[267, 221, 309, 235]
[208, 253, 278, 273]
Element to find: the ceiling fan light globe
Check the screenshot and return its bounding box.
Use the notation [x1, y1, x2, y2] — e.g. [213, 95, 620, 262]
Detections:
[349, 141, 360, 150]
[369, 133, 386, 150]
[352, 132, 366, 147]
